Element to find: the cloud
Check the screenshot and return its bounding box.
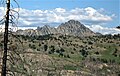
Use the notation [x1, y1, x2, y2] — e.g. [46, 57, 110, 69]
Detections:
[0, 7, 118, 34]
[11, 7, 114, 27]
[0, 7, 114, 26]
[0, 7, 5, 20]
[85, 25, 120, 35]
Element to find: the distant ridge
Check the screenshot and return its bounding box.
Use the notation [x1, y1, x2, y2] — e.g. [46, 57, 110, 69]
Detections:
[16, 20, 96, 37]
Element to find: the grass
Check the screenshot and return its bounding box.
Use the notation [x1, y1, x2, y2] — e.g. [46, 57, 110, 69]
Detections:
[63, 65, 78, 70]
[25, 34, 120, 64]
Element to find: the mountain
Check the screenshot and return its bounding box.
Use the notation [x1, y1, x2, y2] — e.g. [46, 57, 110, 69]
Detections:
[57, 20, 95, 37]
[16, 20, 96, 37]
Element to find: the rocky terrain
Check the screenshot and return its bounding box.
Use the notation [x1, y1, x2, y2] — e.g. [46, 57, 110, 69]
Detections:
[16, 20, 95, 37]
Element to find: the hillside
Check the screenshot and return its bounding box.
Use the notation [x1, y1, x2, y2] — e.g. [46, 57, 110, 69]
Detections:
[0, 34, 120, 76]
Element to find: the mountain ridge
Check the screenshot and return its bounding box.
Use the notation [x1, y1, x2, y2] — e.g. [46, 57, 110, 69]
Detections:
[16, 20, 96, 37]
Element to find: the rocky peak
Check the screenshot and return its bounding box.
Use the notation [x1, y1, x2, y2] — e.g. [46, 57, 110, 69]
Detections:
[37, 25, 57, 35]
[37, 25, 50, 30]
[59, 20, 85, 29]
[68, 20, 81, 25]
[42, 25, 51, 29]
[57, 20, 95, 36]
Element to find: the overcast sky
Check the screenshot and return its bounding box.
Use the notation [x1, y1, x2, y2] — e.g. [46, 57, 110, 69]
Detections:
[0, 0, 120, 34]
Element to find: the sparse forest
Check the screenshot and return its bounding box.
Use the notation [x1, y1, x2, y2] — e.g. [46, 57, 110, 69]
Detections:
[0, 33, 120, 76]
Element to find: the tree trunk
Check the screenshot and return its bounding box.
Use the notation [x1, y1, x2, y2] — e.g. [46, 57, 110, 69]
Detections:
[1, 0, 10, 76]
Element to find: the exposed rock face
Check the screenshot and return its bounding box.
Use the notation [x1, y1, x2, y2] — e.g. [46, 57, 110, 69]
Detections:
[16, 20, 95, 37]
[57, 20, 95, 37]
[37, 25, 58, 35]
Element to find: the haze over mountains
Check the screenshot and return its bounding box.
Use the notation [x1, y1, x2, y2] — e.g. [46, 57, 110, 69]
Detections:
[16, 20, 96, 37]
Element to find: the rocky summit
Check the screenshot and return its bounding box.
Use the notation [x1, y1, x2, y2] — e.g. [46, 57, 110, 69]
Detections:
[16, 20, 96, 37]
[57, 20, 95, 37]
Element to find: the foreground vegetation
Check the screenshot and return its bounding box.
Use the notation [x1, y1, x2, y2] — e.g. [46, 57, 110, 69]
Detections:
[0, 34, 120, 76]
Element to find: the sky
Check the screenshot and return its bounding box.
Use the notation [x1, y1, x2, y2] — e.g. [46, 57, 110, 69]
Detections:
[0, 0, 120, 34]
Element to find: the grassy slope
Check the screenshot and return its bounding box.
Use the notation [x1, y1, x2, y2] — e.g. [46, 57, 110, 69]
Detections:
[0, 34, 120, 75]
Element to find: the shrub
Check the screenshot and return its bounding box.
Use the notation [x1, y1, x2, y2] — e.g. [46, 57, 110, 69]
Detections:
[44, 44, 48, 51]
